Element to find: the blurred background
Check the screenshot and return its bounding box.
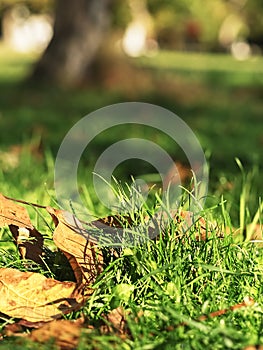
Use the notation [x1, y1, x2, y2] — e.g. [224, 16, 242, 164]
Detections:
[0, 0, 262, 222]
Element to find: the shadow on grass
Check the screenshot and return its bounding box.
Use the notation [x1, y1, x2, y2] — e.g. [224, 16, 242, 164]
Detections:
[0, 50, 262, 206]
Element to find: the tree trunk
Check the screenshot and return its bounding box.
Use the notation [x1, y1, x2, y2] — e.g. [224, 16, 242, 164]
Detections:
[29, 0, 111, 86]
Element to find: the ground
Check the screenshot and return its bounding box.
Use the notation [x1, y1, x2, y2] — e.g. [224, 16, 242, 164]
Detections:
[0, 44, 262, 349]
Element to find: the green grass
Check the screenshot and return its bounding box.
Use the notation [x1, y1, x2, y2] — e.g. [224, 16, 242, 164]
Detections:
[0, 45, 262, 349]
[0, 44, 37, 83]
[0, 47, 262, 182]
[0, 183, 262, 349]
[137, 50, 263, 87]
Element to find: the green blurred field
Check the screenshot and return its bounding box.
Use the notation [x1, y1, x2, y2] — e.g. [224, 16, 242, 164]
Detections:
[0, 44, 262, 214]
[0, 45, 262, 164]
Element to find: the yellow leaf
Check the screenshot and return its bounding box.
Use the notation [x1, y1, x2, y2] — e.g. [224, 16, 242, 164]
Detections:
[0, 193, 43, 263]
[46, 207, 103, 286]
[0, 268, 84, 322]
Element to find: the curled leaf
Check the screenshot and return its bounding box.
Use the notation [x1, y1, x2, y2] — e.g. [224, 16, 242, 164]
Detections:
[0, 193, 43, 263]
[46, 207, 103, 286]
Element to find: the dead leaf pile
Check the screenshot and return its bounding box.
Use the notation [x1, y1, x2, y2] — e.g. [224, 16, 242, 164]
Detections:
[0, 193, 213, 325]
[0, 194, 103, 324]
[29, 318, 83, 349]
[0, 193, 261, 348]
[2, 307, 128, 350]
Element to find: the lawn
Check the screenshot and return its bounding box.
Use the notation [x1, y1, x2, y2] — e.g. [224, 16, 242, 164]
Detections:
[0, 44, 262, 349]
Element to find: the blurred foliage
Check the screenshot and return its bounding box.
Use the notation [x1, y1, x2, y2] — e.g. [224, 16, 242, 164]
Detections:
[147, 0, 263, 50]
[0, 0, 54, 13]
[0, 0, 263, 51]
[245, 0, 263, 44]
[110, 0, 131, 30]
[148, 0, 225, 50]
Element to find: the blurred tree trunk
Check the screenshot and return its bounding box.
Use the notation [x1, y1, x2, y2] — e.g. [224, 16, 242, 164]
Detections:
[29, 0, 111, 86]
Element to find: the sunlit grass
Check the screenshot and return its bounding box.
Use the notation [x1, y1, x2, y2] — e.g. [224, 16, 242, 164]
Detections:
[0, 42, 38, 83]
[140, 50, 263, 73]
[0, 176, 262, 349]
[137, 50, 263, 87]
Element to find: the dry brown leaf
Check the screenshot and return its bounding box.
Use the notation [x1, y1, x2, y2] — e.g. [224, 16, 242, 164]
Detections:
[0, 193, 33, 228]
[29, 318, 83, 350]
[173, 210, 213, 240]
[0, 142, 43, 171]
[100, 307, 127, 335]
[163, 161, 193, 189]
[9, 225, 44, 264]
[0, 194, 43, 264]
[46, 207, 103, 286]
[226, 223, 262, 241]
[245, 223, 262, 240]
[0, 268, 84, 322]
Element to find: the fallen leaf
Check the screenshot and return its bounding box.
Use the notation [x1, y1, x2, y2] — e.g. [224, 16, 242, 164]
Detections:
[0, 193, 33, 228]
[163, 161, 204, 190]
[246, 223, 262, 240]
[29, 318, 84, 350]
[163, 161, 193, 189]
[0, 194, 43, 264]
[2, 323, 25, 337]
[173, 209, 214, 240]
[46, 207, 103, 286]
[0, 141, 43, 171]
[100, 307, 127, 335]
[0, 268, 84, 322]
